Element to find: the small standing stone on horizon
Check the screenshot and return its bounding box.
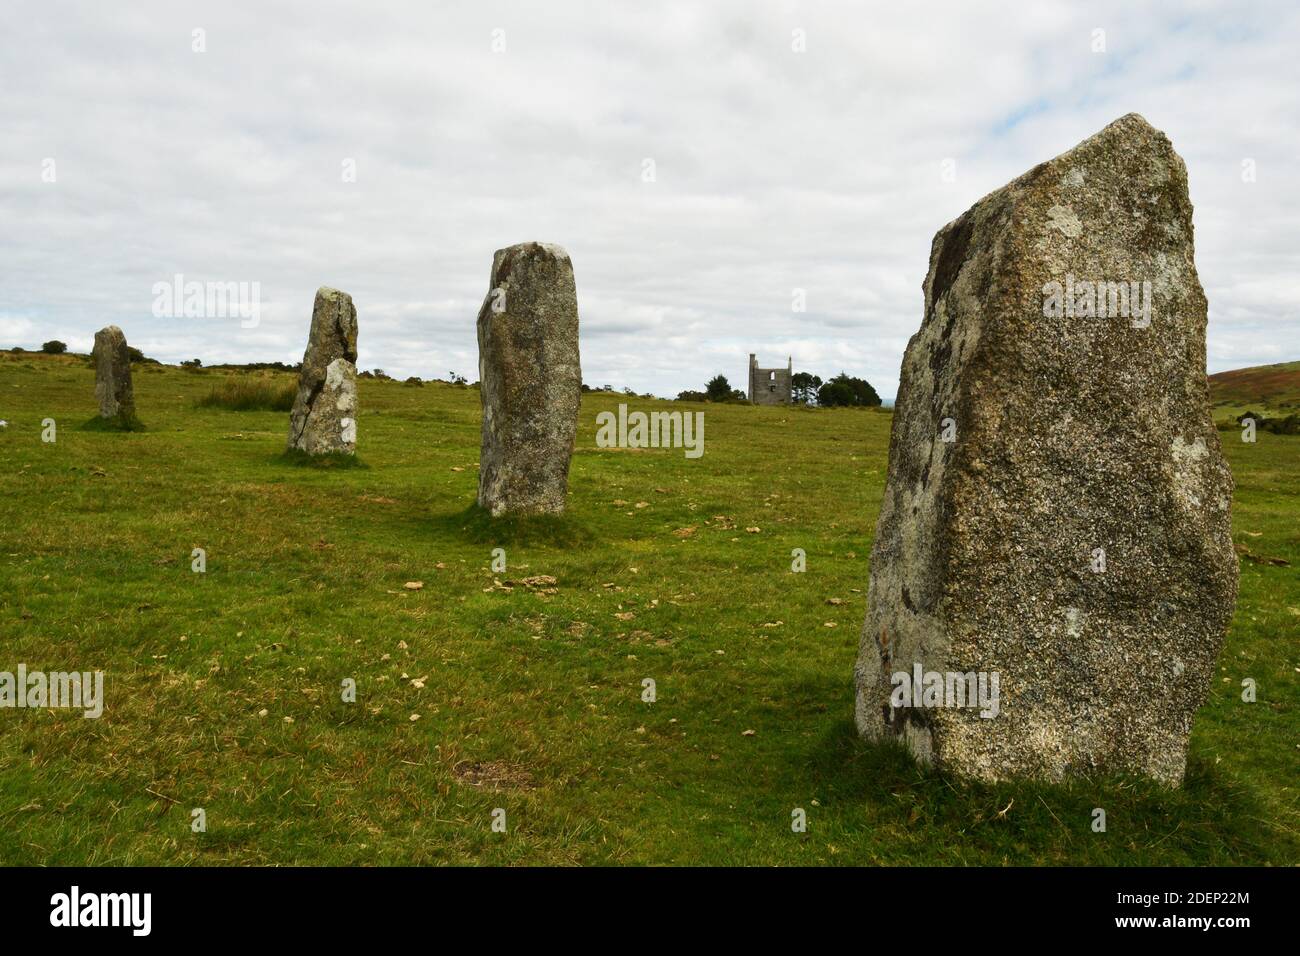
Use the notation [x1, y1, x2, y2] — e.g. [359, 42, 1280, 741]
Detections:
[855, 114, 1238, 786]
[476, 242, 582, 516]
[287, 287, 358, 455]
[92, 325, 136, 422]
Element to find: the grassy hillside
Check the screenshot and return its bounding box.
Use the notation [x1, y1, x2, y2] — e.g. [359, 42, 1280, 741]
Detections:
[0, 351, 1296, 865]
[1209, 360, 1300, 423]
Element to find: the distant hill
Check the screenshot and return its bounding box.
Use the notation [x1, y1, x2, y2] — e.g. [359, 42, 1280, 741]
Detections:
[1208, 360, 1300, 422]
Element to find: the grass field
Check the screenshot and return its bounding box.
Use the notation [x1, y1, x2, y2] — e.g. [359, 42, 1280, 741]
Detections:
[1209, 360, 1300, 424]
[1, 351, 1296, 866]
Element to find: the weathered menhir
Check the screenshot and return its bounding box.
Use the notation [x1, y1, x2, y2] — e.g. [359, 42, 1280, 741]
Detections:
[855, 114, 1237, 786]
[92, 325, 137, 425]
[287, 287, 358, 456]
[476, 242, 582, 516]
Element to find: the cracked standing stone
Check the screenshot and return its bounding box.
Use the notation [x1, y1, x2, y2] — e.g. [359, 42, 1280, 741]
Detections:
[287, 287, 358, 455]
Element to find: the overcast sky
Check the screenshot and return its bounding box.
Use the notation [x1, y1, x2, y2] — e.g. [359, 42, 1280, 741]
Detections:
[2, 1, 1297, 399]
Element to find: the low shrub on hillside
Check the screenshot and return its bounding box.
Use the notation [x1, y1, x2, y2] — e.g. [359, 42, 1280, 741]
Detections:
[197, 378, 296, 412]
[1223, 410, 1300, 435]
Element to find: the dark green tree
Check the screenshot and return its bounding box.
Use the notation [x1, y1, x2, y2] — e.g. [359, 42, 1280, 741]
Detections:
[817, 372, 881, 408]
[705, 374, 732, 402]
[791, 371, 822, 404]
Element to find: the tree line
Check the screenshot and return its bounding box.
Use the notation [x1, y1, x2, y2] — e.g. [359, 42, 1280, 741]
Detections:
[677, 371, 881, 407]
[32, 341, 880, 407]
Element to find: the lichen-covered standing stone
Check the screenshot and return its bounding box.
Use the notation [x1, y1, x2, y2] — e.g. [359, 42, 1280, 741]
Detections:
[477, 242, 581, 515]
[287, 287, 358, 455]
[855, 114, 1237, 785]
[92, 325, 135, 420]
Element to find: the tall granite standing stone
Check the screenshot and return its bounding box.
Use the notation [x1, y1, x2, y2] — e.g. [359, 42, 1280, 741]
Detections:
[476, 242, 581, 516]
[92, 325, 136, 421]
[855, 114, 1238, 785]
[287, 287, 358, 455]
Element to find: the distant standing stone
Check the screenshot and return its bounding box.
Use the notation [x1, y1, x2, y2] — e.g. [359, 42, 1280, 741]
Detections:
[92, 325, 136, 420]
[477, 242, 581, 515]
[855, 114, 1238, 785]
[287, 287, 358, 455]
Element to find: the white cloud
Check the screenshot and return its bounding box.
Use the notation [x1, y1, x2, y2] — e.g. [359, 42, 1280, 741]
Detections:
[1, 1, 1296, 398]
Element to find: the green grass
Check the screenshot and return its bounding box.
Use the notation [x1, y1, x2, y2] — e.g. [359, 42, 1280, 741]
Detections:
[197, 376, 297, 412]
[278, 448, 368, 470]
[80, 410, 147, 432]
[1209, 359, 1300, 424]
[0, 351, 1296, 865]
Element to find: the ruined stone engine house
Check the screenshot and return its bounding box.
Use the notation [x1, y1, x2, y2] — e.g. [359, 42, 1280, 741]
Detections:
[748, 354, 792, 405]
